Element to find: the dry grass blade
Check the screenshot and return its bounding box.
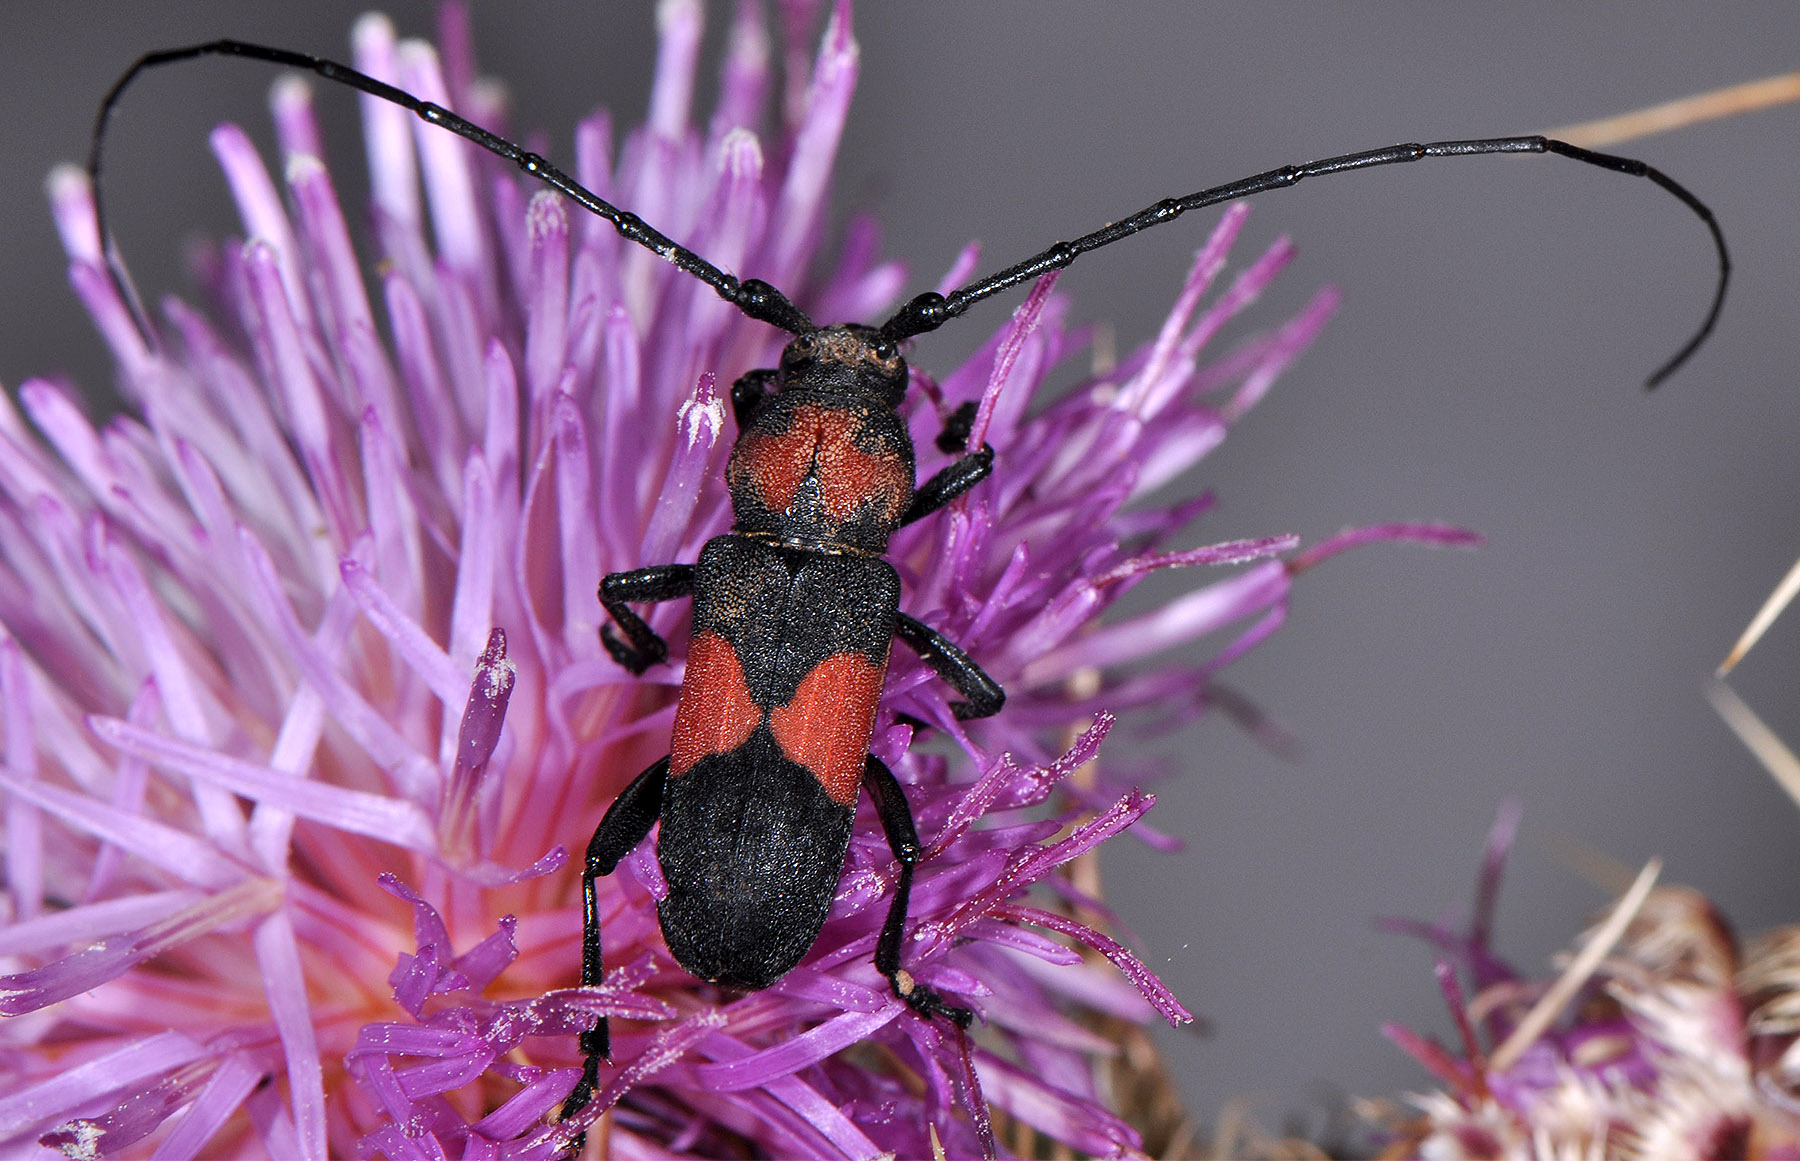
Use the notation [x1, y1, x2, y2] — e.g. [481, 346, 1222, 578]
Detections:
[1549, 70, 1800, 148]
[1486, 857, 1662, 1073]
[1707, 679, 1800, 812]
[1719, 553, 1800, 676]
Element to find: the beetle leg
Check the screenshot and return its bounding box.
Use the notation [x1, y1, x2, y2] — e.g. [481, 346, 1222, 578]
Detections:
[730, 366, 778, 431]
[933, 400, 978, 455]
[900, 443, 994, 527]
[599, 564, 695, 674]
[863, 755, 974, 1028]
[561, 757, 668, 1129]
[895, 612, 1005, 721]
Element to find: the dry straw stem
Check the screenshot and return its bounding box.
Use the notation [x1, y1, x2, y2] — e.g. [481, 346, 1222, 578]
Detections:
[1485, 857, 1663, 1074]
[1719, 553, 1800, 676]
[1708, 680, 1800, 813]
[1548, 69, 1800, 147]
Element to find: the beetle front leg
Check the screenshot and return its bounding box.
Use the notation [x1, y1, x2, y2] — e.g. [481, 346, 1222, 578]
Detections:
[933, 400, 978, 455]
[729, 367, 778, 431]
[599, 564, 694, 674]
[901, 443, 994, 528]
[561, 757, 668, 1133]
[895, 611, 1005, 721]
[863, 755, 973, 1028]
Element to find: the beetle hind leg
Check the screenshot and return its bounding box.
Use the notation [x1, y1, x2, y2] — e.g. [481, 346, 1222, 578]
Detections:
[560, 757, 668, 1136]
[863, 755, 974, 1028]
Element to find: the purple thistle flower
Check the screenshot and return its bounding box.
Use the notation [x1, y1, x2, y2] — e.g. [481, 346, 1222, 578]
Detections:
[0, 3, 1469, 1157]
[1375, 808, 1800, 1159]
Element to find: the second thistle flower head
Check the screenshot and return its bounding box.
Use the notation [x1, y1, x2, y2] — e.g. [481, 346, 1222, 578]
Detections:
[0, 2, 1475, 1157]
[1378, 810, 1800, 1159]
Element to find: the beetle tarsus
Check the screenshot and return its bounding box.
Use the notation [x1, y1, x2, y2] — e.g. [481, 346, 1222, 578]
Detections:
[891, 968, 975, 1028]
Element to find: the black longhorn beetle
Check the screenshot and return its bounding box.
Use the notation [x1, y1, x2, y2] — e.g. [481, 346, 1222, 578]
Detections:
[85, 21, 1730, 1137]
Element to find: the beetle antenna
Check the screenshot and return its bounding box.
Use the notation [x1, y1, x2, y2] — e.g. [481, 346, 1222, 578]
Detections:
[86, 38, 815, 341]
[879, 136, 1728, 390]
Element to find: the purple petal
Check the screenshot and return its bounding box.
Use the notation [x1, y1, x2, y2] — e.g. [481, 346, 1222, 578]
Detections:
[148, 1052, 266, 1161]
[211, 123, 313, 338]
[1023, 561, 1290, 683]
[340, 554, 465, 709]
[352, 15, 420, 232]
[974, 1052, 1141, 1158]
[0, 770, 242, 890]
[759, 0, 857, 285]
[443, 629, 515, 855]
[2, 638, 41, 922]
[88, 716, 438, 852]
[1472, 799, 1524, 960]
[1288, 521, 1484, 574]
[0, 1032, 208, 1141]
[254, 912, 329, 1161]
[37, 1059, 213, 1156]
[0, 878, 276, 1015]
[691, 1009, 896, 1092]
[996, 904, 1192, 1026]
[641, 372, 724, 565]
[397, 40, 487, 287]
[271, 74, 323, 163]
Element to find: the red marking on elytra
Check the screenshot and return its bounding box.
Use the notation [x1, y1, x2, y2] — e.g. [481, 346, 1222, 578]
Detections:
[736, 405, 907, 524]
[670, 633, 762, 777]
[768, 651, 887, 806]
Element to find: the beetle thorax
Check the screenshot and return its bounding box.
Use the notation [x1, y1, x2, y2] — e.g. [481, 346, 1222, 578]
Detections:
[723, 325, 918, 556]
[726, 389, 916, 555]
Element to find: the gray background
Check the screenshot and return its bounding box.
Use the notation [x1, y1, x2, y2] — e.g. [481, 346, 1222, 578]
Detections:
[5, 1, 1799, 1137]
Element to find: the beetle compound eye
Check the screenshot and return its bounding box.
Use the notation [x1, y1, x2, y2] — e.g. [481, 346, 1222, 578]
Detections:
[783, 335, 818, 370]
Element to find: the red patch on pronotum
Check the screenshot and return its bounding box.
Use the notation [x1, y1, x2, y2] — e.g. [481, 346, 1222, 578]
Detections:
[734, 419, 812, 515]
[734, 405, 908, 524]
[670, 633, 762, 777]
[814, 414, 907, 524]
[768, 651, 888, 805]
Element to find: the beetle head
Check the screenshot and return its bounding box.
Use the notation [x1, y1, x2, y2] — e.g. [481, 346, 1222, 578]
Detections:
[778, 325, 908, 406]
